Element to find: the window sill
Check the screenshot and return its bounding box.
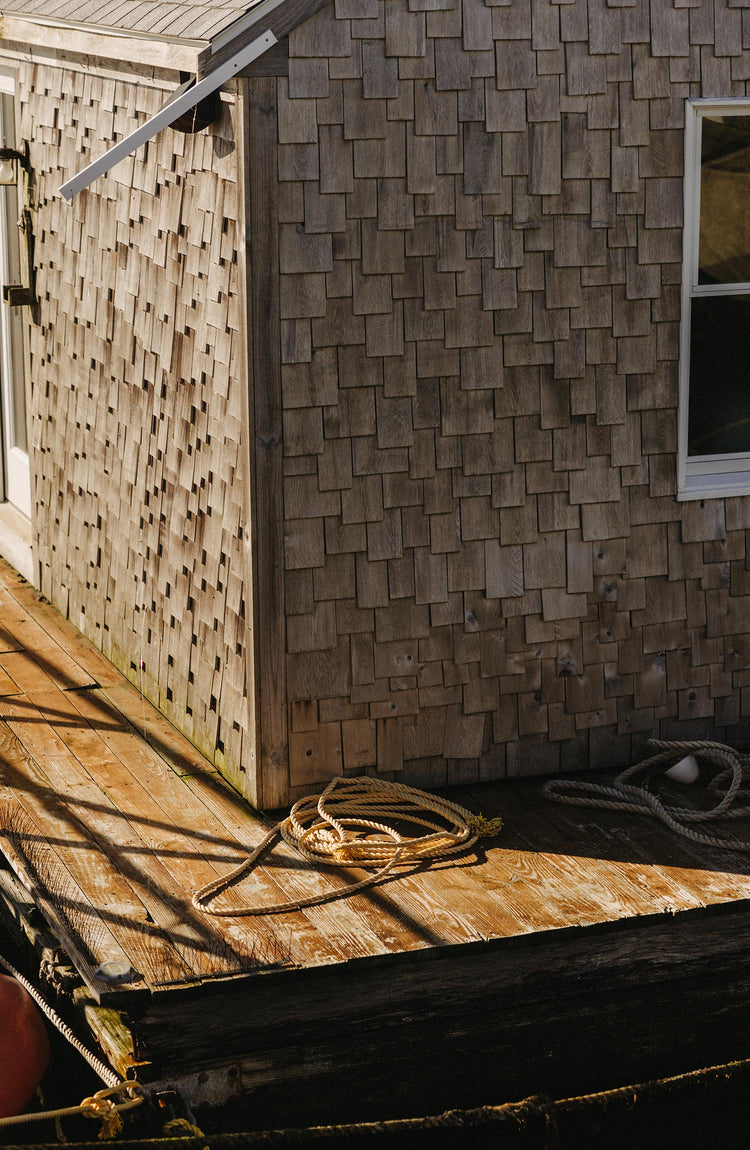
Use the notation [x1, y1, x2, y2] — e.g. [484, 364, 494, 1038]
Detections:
[677, 470, 750, 501]
[0, 501, 34, 583]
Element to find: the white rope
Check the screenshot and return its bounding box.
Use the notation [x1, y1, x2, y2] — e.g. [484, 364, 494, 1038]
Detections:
[543, 740, 750, 852]
[193, 775, 503, 916]
[0, 954, 147, 1135]
[0, 953, 121, 1087]
[0, 1082, 144, 1133]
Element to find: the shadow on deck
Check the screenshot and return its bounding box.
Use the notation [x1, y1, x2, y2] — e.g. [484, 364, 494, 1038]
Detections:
[1, 557, 750, 1129]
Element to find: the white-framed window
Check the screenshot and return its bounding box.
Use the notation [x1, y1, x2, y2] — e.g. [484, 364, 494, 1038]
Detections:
[678, 99, 750, 500]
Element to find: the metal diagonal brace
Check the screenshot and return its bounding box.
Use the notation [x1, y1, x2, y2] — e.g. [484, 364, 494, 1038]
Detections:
[58, 29, 277, 201]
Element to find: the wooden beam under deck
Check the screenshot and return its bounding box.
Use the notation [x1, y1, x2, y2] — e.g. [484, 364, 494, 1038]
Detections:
[0, 556, 749, 1122]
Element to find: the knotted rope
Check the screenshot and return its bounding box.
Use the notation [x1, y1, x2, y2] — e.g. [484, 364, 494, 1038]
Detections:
[0, 953, 146, 1137]
[193, 775, 502, 916]
[0, 1083, 145, 1135]
[543, 740, 750, 851]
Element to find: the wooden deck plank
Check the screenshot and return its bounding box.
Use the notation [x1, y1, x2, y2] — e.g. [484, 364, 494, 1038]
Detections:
[0, 591, 99, 690]
[0, 663, 22, 696]
[0, 621, 23, 653]
[1, 694, 272, 984]
[196, 770, 523, 949]
[187, 767, 491, 954]
[498, 803, 703, 921]
[420, 786, 662, 933]
[348, 864, 490, 948]
[182, 767, 452, 959]
[212, 832, 407, 962]
[64, 692, 370, 967]
[522, 795, 710, 915]
[0, 797, 142, 1002]
[0, 732, 164, 997]
[26, 683, 295, 976]
[184, 768, 427, 966]
[60, 684, 363, 969]
[343, 793, 562, 941]
[402, 854, 545, 939]
[460, 779, 749, 915]
[174, 778, 352, 970]
[611, 819, 750, 904]
[0, 703, 196, 992]
[525, 782, 750, 912]
[98, 683, 230, 776]
[514, 776, 750, 906]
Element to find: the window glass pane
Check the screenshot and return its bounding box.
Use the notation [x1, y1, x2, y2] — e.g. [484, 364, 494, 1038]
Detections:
[698, 115, 750, 285]
[688, 294, 750, 456]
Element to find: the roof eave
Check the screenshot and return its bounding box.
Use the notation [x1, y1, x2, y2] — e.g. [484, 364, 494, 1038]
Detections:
[0, 0, 333, 77]
[0, 11, 206, 72]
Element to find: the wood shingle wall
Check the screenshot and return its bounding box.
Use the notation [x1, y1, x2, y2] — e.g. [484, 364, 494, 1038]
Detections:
[18, 64, 253, 794]
[276, 0, 750, 798]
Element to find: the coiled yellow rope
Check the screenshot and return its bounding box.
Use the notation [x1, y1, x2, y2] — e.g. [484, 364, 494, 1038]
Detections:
[193, 775, 502, 916]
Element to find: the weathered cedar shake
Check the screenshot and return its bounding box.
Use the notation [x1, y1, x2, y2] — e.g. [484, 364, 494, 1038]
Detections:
[274, 0, 750, 800]
[4, 0, 750, 809]
[17, 64, 253, 796]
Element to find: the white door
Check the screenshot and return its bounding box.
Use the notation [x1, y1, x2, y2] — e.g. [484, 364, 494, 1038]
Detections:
[0, 71, 30, 519]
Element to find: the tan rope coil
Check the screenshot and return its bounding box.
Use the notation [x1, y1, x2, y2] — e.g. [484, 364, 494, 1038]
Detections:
[193, 775, 502, 916]
[543, 739, 750, 851]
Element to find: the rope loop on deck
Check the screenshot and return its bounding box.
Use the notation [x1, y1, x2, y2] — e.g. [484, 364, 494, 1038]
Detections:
[543, 739, 750, 851]
[193, 775, 502, 916]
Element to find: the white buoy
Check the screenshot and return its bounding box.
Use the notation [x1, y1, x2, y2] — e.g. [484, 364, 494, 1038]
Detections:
[664, 754, 700, 784]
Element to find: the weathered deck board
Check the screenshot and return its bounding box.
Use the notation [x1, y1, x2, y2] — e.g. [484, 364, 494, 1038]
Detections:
[1, 690, 299, 981]
[524, 790, 745, 910]
[511, 800, 710, 916]
[0, 791, 144, 998]
[498, 779, 750, 908]
[0, 706, 194, 993]
[498, 806, 704, 921]
[183, 768, 436, 962]
[0, 594, 99, 690]
[46, 685, 293, 973]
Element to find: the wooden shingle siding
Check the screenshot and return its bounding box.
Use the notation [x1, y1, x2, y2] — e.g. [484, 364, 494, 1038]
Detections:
[277, 0, 750, 797]
[19, 65, 252, 795]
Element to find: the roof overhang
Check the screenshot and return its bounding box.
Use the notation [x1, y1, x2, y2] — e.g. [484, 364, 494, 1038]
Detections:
[0, 13, 205, 72]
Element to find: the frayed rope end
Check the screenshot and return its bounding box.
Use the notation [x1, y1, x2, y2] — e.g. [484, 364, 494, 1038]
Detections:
[467, 814, 503, 837]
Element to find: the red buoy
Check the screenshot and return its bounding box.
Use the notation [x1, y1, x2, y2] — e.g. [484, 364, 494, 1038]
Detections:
[0, 972, 51, 1118]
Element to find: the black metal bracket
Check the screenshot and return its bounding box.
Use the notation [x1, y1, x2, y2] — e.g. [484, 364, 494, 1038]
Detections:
[0, 143, 31, 177]
[3, 284, 34, 306]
